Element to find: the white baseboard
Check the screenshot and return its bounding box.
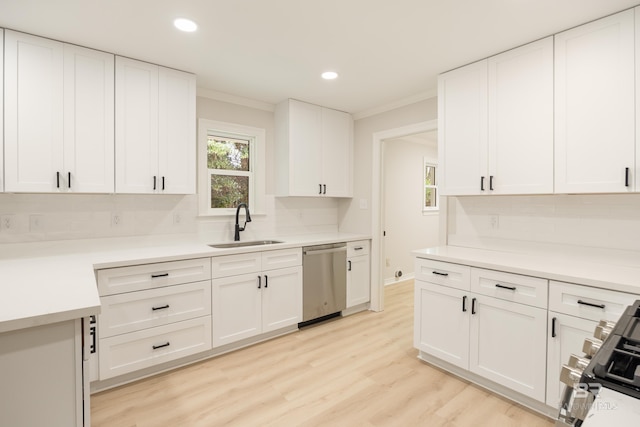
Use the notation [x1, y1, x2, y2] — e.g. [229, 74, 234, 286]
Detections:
[384, 273, 415, 286]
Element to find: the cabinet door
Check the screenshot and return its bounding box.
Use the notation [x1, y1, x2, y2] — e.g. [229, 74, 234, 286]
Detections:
[0, 30, 4, 192]
[469, 295, 547, 402]
[63, 44, 115, 193]
[414, 281, 469, 369]
[158, 67, 196, 194]
[347, 255, 370, 307]
[321, 107, 353, 197]
[546, 312, 597, 409]
[488, 37, 553, 195]
[555, 10, 635, 193]
[4, 30, 64, 192]
[261, 266, 302, 333]
[212, 273, 262, 346]
[115, 56, 159, 193]
[288, 100, 323, 196]
[438, 60, 488, 196]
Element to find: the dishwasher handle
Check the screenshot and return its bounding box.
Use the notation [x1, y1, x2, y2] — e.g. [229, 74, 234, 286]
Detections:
[303, 246, 347, 256]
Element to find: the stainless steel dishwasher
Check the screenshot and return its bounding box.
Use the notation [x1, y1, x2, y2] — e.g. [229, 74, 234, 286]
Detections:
[301, 242, 347, 325]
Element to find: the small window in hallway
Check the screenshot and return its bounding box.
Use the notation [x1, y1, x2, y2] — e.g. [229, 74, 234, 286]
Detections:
[424, 160, 438, 212]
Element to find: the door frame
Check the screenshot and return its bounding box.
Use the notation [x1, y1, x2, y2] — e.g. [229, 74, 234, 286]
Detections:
[370, 119, 440, 312]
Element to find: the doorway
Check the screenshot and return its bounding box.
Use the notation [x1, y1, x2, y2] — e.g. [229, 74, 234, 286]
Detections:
[370, 120, 441, 312]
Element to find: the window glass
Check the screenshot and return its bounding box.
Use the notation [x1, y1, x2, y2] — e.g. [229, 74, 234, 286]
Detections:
[424, 161, 438, 212]
[210, 175, 249, 209]
[207, 137, 250, 171]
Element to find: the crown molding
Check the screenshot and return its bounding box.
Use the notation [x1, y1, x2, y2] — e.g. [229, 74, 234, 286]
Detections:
[352, 89, 437, 121]
[196, 87, 275, 112]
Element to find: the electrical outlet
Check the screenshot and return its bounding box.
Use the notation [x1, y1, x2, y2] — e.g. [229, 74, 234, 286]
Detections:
[29, 215, 45, 233]
[1, 215, 14, 232]
[111, 212, 122, 227]
[489, 214, 499, 230]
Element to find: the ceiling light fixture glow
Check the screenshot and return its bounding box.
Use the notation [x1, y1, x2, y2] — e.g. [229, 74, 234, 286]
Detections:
[174, 18, 198, 32]
[322, 71, 339, 80]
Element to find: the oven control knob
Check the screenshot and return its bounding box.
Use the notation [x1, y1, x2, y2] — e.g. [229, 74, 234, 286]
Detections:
[582, 337, 602, 357]
[598, 319, 616, 329]
[560, 364, 584, 387]
[567, 354, 590, 371]
[594, 325, 613, 341]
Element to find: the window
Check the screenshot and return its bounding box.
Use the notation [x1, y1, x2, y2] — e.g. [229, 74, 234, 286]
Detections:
[198, 119, 265, 216]
[424, 160, 438, 212]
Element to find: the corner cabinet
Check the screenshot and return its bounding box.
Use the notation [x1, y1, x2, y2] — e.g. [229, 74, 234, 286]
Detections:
[115, 57, 196, 194]
[438, 37, 553, 196]
[275, 99, 353, 197]
[554, 9, 635, 193]
[4, 30, 115, 193]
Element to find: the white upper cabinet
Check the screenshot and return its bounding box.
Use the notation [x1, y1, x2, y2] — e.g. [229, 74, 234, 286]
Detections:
[488, 37, 554, 195]
[115, 57, 195, 194]
[438, 60, 488, 196]
[4, 31, 114, 193]
[439, 38, 553, 196]
[555, 9, 635, 193]
[275, 99, 353, 197]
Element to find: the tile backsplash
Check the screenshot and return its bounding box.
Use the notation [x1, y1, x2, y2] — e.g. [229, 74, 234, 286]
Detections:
[0, 193, 338, 244]
[447, 194, 640, 253]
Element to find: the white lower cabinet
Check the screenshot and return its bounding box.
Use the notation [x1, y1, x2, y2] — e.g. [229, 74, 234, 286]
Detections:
[347, 240, 371, 307]
[212, 248, 303, 347]
[414, 258, 548, 403]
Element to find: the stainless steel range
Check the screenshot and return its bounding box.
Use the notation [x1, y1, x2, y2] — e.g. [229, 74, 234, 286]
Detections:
[556, 299, 640, 426]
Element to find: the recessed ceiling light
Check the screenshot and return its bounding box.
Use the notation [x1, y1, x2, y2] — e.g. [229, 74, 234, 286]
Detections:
[322, 71, 339, 80]
[174, 18, 198, 32]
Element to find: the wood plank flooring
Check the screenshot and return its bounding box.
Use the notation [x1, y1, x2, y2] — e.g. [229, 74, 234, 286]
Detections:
[91, 281, 555, 426]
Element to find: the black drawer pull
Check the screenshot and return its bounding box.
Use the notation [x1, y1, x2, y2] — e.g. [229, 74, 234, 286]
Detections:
[471, 297, 477, 315]
[153, 175, 157, 190]
[258, 276, 262, 289]
[577, 300, 605, 310]
[489, 175, 494, 191]
[480, 176, 485, 191]
[348, 260, 352, 271]
[462, 295, 467, 312]
[152, 342, 170, 350]
[354, 247, 364, 251]
[495, 283, 516, 291]
[152, 304, 170, 311]
[151, 273, 169, 279]
[551, 317, 557, 338]
[265, 275, 268, 288]
[432, 271, 449, 277]
[625, 167, 630, 187]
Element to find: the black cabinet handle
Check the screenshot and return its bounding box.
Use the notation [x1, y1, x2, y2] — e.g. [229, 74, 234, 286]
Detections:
[68, 172, 71, 189]
[152, 342, 170, 350]
[258, 276, 262, 289]
[471, 297, 477, 315]
[89, 320, 97, 354]
[480, 176, 485, 191]
[323, 184, 326, 194]
[489, 175, 494, 191]
[152, 304, 170, 311]
[151, 273, 169, 279]
[162, 176, 165, 190]
[348, 260, 352, 271]
[265, 275, 268, 288]
[153, 176, 157, 190]
[432, 271, 449, 277]
[354, 247, 363, 251]
[551, 317, 557, 338]
[577, 299, 605, 310]
[462, 295, 467, 312]
[625, 167, 630, 187]
[319, 184, 322, 195]
[495, 283, 516, 291]
[57, 171, 60, 188]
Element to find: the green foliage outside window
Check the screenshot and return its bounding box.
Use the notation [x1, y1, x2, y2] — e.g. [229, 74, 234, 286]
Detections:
[208, 136, 251, 209]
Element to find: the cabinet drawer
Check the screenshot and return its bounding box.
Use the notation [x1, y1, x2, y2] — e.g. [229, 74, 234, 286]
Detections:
[471, 268, 548, 308]
[415, 258, 470, 291]
[99, 316, 212, 380]
[347, 240, 370, 257]
[549, 281, 639, 322]
[99, 280, 212, 338]
[262, 248, 302, 270]
[211, 252, 262, 278]
[97, 258, 211, 296]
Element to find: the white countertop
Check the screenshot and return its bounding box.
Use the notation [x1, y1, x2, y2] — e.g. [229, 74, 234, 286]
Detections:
[412, 245, 640, 295]
[0, 232, 369, 334]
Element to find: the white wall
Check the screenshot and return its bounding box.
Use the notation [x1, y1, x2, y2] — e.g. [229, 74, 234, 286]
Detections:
[383, 138, 439, 283]
[0, 96, 340, 244]
[447, 194, 640, 255]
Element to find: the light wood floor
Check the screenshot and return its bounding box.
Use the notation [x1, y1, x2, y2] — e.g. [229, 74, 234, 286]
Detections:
[91, 281, 555, 426]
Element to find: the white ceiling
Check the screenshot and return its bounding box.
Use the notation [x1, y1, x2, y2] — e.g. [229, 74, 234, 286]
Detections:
[1, 0, 638, 116]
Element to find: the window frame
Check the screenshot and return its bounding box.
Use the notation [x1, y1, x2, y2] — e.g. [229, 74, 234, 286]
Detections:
[198, 119, 266, 216]
[423, 158, 439, 213]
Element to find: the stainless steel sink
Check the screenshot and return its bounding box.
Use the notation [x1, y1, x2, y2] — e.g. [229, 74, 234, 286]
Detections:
[208, 240, 284, 249]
